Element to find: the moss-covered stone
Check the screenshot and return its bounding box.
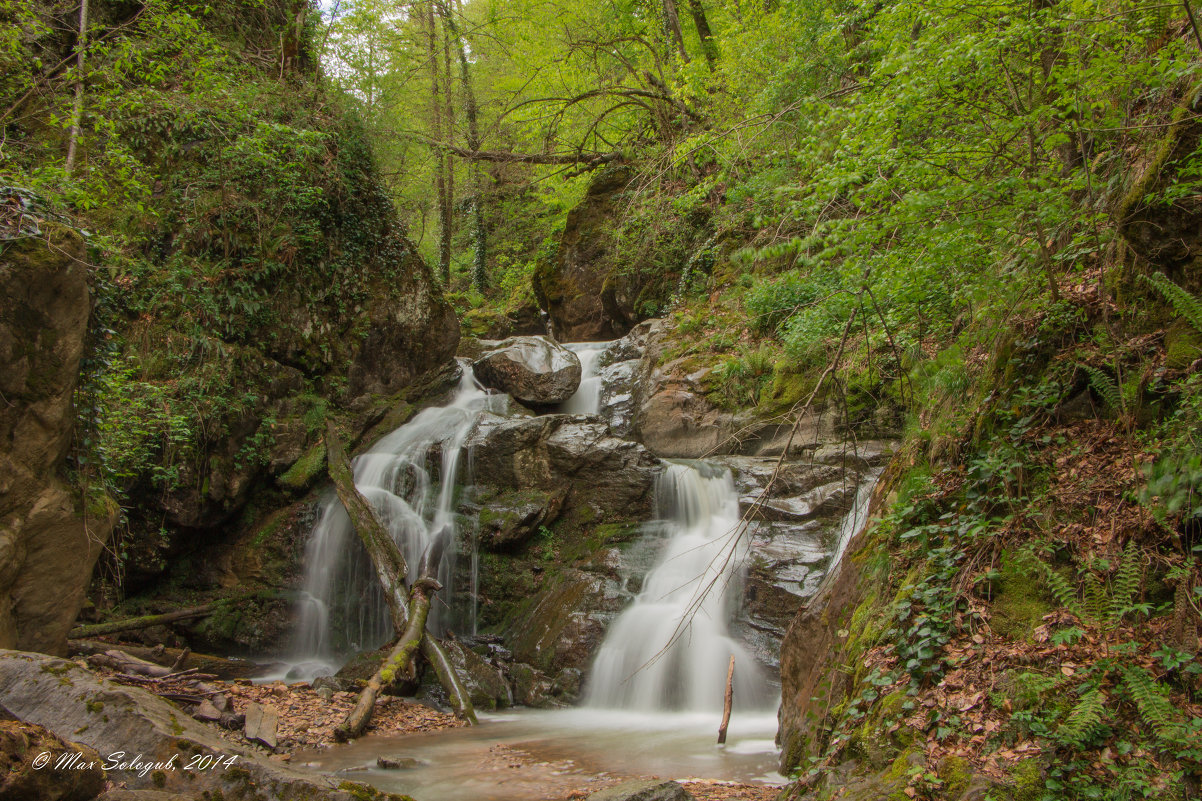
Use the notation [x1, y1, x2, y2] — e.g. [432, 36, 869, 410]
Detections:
[990, 552, 1054, 641]
[277, 441, 327, 492]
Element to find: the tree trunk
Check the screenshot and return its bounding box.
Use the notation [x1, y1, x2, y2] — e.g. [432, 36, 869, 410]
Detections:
[421, 636, 478, 724]
[442, 15, 456, 250]
[335, 577, 440, 742]
[442, 0, 488, 291]
[69, 640, 266, 680]
[425, 1, 453, 286]
[324, 421, 477, 724]
[64, 0, 89, 176]
[68, 605, 215, 640]
[686, 0, 718, 68]
[662, 0, 690, 62]
[325, 421, 410, 624]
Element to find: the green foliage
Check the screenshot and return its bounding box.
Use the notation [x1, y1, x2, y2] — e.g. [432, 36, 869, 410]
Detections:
[1018, 542, 1147, 626]
[1142, 272, 1202, 333]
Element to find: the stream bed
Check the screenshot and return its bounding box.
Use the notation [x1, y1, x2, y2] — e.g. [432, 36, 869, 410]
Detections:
[294, 708, 785, 801]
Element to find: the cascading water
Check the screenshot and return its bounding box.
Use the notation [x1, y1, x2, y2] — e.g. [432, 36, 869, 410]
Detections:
[287, 361, 505, 680]
[558, 341, 610, 415]
[584, 461, 773, 712]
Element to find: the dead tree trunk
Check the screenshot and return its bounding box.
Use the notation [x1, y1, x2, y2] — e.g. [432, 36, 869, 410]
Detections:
[421, 637, 478, 724]
[325, 421, 477, 724]
[326, 421, 409, 620]
[335, 577, 440, 741]
[717, 654, 734, 744]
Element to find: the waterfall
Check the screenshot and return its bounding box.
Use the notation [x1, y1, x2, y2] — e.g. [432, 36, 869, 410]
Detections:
[288, 362, 504, 679]
[584, 462, 772, 712]
[558, 341, 610, 415]
[828, 467, 881, 569]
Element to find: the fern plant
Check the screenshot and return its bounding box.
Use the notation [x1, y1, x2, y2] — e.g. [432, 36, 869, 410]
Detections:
[1018, 543, 1146, 625]
[1142, 271, 1202, 333]
[1056, 685, 1109, 748]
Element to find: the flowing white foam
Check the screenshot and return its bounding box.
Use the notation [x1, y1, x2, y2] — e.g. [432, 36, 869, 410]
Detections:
[558, 341, 611, 415]
[584, 462, 773, 712]
[285, 362, 505, 681]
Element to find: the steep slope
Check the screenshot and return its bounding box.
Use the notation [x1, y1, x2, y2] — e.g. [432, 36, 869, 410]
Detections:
[0, 0, 458, 653]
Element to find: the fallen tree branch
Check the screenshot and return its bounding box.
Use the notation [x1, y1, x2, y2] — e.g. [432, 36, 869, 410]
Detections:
[326, 420, 410, 626]
[325, 420, 477, 725]
[421, 637, 478, 725]
[68, 606, 215, 640]
[401, 134, 619, 166]
[335, 577, 440, 742]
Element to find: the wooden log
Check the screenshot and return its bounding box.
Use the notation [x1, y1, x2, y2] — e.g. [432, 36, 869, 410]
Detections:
[325, 421, 477, 725]
[326, 420, 410, 628]
[717, 654, 735, 745]
[68, 640, 268, 680]
[86, 649, 173, 678]
[421, 636, 478, 725]
[335, 577, 440, 742]
[68, 606, 215, 640]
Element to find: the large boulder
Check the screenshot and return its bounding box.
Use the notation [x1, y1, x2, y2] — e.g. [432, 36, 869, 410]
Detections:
[0, 718, 105, 801]
[0, 650, 384, 800]
[0, 229, 116, 655]
[623, 320, 834, 458]
[466, 415, 661, 518]
[533, 166, 650, 341]
[473, 336, 582, 405]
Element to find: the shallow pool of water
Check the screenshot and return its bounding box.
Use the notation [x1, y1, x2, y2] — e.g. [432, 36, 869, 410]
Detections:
[293, 708, 785, 801]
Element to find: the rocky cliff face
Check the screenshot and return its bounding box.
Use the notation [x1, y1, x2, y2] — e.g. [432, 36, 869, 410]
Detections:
[533, 166, 649, 341]
[0, 229, 115, 655]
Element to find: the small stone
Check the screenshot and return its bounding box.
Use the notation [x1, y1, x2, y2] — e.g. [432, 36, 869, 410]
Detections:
[193, 700, 221, 722]
[315, 687, 334, 701]
[244, 702, 279, 749]
[376, 756, 421, 770]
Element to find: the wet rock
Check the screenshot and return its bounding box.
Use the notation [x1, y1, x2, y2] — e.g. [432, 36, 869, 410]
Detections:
[0, 651, 355, 799]
[376, 756, 422, 770]
[243, 702, 279, 749]
[507, 662, 558, 707]
[475, 488, 568, 551]
[96, 792, 197, 801]
[506, 570, 620, 673]
[0, 229, 116, 654]
[438, 640, 512, 710]
[587, 779, 695, 801]
[473, 336, 582, 405]
[551, 667, 582, 701]
[0, 718, 105, 801]
[466, 415, 661, 521]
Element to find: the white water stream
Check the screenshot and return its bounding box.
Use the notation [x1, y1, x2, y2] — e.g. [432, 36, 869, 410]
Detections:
[285, 361, 505, 680]
[584, 461, 772, 712]
[282, 339, 884, 799]
[557, 341, 610, 415]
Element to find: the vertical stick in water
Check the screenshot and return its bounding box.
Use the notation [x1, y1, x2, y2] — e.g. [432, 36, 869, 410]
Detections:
[718, 654, 735, 744]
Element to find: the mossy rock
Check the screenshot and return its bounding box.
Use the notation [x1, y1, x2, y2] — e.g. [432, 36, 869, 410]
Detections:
[1165, 319, 1202, 369]
[277, 441, 327, 492]
[990, 552, 1054, 641]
